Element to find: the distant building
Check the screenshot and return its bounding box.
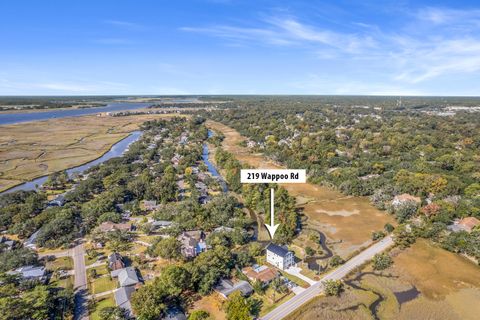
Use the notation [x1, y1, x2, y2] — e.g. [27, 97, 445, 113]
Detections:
[0, 236, 15, 251]
[24, 230, 40, 249]
[9, 265, 46, 282]
[143, 200, 160, 211]
[151, 220, 173, 230]
[98, 222, 133, 233]
[214, 279, 253, 299]
[213, 226, 234, 233]
[178, 231, 207, 258]
[392, 194, 421, 207]
[108, 253, 125, 271]
[163, 307, 187, 320]
[242, 265, 278, 285]
[48, 194, 65, 207]
[449, 217, 480, 233]
[266, 243, 295, 270]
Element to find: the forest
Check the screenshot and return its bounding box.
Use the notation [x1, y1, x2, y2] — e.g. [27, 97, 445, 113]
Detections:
[199, 97, 480, 261]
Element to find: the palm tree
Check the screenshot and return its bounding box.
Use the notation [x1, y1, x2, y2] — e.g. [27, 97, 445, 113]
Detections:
[270, 278, 286, 303]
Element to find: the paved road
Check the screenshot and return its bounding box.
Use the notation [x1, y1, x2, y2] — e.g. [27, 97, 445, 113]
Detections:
[72, 242, 89, 320]
[261, 236, 394, 320]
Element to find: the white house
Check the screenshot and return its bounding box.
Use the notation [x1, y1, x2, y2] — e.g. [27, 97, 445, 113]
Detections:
[266, 243, 295, 270]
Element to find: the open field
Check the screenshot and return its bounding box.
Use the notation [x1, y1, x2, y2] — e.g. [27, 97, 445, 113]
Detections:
[192, 293, 227, 320]
[46, 256, 74, 271]
[206, 121, 395, 258]
[88, 275, 117, 295]
[287, 239, 480, 320]
[0, 113, 181, 192]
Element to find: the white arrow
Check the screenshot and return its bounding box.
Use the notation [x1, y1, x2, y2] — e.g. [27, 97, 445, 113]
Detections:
[265, 188, 280, 239]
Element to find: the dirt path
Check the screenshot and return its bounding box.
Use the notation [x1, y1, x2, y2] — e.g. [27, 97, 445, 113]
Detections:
[206, 120, 395, 257]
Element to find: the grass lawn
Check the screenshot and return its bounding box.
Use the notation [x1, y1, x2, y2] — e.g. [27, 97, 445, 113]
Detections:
[50, 275, 74, 289]
[191, 293, 226, 320]
[121, 242, 146, 256]
[137, 234, 158, 244]
[46, 256, 74, 271]
[90, 294, 115, 320]
[88, 276, 117, 295]
[84, 248, 108, 266]
[258, 289, 295, 316]
[300, 266, 320, 281]
[89, 265, 109, 277]
[279, 271, 310, 288]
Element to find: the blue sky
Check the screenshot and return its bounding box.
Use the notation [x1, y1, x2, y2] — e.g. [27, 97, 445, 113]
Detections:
[1, 0, 480, 96]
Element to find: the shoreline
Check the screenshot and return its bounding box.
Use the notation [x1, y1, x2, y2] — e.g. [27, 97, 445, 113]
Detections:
[0, 131, 133, 194]
[0, 113, 186, 194]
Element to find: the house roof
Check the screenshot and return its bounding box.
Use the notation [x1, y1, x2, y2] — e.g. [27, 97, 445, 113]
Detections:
[24, 230, 40, 247]
[459, 217, 480, 229]
[242, 265, 278, 283]
[164, 307, 187, 320]
[394, 194, 421, 203]
[214, 279, 253, 297]
[152, 220, 172, 228]
[108, 252, 125, 270]
[108, 252, 123, 264]
[14, 265, 45, 279]
[118, 267, 140, 287]
[99, 222, 132, 232]
[266, 243, 291, 258]
[114, 286, 135, 313]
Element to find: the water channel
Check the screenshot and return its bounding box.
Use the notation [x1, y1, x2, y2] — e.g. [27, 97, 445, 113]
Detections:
[0, 102, 151, 125]
[1, 131, 142, 195]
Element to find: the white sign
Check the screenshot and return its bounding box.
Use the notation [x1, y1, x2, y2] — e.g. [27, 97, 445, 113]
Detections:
[241, 169, 306, 184]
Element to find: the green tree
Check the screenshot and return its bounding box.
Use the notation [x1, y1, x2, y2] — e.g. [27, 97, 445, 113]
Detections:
[157, 265, 190, 296]
[270, 277, 287, 303]
[329, 255, 344, 267]
[323, 279, 343, 296]
[372, 253, 393, 270]
[305, 246, 316, 256]
[393, 224, 416, 249]
[188, 310, 211, 320]
[372, 230, 386, 241]
[131, 282, 167, 320]
[152, 237, 182, 261]
[384, 223, 395, 233]
[224, 291, 251, 320]
[99, 306, 130, 320]
[247, 242, 262, 257]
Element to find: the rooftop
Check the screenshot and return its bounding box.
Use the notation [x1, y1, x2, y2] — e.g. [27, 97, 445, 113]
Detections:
[266, 243, 291, 258]
[114, 286, 136, 314]
[214, 279, 253, 298]
[117, 267, 140, 287]
[242, 265, 278, 283]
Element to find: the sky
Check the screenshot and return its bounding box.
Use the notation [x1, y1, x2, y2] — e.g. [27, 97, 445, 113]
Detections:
[1, 0, 480, 96]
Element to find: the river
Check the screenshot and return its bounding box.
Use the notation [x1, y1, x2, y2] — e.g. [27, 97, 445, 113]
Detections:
[0, 102, 151, 125]
[1, 131, 142, 194]
[203, 130, 228, 192]
[3, 130, 224, 195]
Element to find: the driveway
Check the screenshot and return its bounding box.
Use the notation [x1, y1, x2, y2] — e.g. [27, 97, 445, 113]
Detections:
[285, 266, 317, 286]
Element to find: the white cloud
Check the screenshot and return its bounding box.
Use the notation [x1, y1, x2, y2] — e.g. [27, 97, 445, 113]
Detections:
[416, 7, 480, 26]
[181, 16, 375, 52]
[182, 7, 480, 87]
[103, 20, 145, 30]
